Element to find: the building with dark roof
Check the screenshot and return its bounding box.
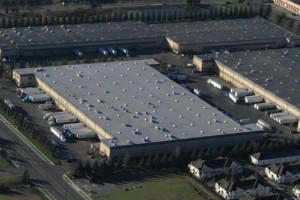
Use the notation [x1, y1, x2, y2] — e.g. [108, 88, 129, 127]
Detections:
[189, 156, 243, 179]
[12, 59, 264, 158]
[1, 18, 299, 59]
[215, 176, 271, 199]
[265, 162, 300, 183]
[249, 149, 300, 166]
[193, 48, 300, 131]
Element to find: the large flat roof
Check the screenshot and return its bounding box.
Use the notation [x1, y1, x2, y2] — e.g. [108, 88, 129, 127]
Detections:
[209, 48, 300, 110]
[14, 59, 262, 147]
[1, 18, 298, 50]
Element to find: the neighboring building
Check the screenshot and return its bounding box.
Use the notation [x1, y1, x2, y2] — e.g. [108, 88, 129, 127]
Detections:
[249, 149, 300, 166]
[293, 185, 300, 198]
[12, 59, 263, 158]
[193, 48, 300, 131]
[274, 0, 300, 14]
[265, 162, 300, 183]
[12, 68, 36, 88]
[240, 193, 285, 200]
[215, 176, 271, 200]
[1, 18, 299, 59]
[188, 156, 243, 179]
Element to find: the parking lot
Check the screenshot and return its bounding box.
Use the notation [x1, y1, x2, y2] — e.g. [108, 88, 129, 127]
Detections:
[0, 87, 98, 163]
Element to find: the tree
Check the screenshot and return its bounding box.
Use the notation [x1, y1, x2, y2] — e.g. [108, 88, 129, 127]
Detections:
[162, 11, 167, 22]
[138, 156, 145, 169]
[259, 5, 264, 17]
[231, 145, 240, 156]
[141, 12, 145, 22]
[123, 12, 128, 21]
[75, 161, 84, 178]
[123, 153, 131, 170]
[190, 150, 197, 161]
[219, 146, 225, 156]
[146, 153, 153, 168]
[211, 147, 218, 158]
[205, 148, 211, 159]
[178, 10, 182, 21]
[129, 13, 134, 21]
[146, 12, 150, 22]
[153, 154, 160, 168]
[0, 62, 4, 78]
[135, 12, 140, 21]
[156, 11, 161, 22]
[198, 148, 204, 159]
[172, 10, 177, 21]
[22, 170, 31, 184]
[151, 11, 155, 22]
[1, 18, 6, 28]
[173, 146, 182, 163]
[115, 157, 122, 171]
[160, 153, 168, 167]
[85, 161, 91, 176]
[167, 11, 172, 22]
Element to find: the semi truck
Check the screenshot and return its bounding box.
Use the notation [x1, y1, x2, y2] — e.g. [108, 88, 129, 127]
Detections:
[23, 94, 52, 103]
[245, 96, 263, 104]
[39, 102, 53, 110]
[74, 49, 83, 57]
[76, 132, 97, 139]
[63, 123, 85, 129]
[193, 88, 201, 96]
[118, 47, 129, 57]
[43, 112, 66, 120]
[4, 99, 16, 110]
[50, 127, 66, 142]
[229, 93, 239, 103]
[230, 88, 248, 93]
[235, 91, 254, 97]
[265, 109, 282, 115]
[270, 112, 289, 120]
[254, 103, 276, 111]
[207, 79, 223, 90]
[257, 119, 273, 132]
[107, 47, 117, 55]
[276, 115, 297, 124]
[19, 91, 45, 98]
[98, 48, 108, 56]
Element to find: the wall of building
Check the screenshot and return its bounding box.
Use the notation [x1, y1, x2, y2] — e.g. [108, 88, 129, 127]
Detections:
[12, 71, 36, 87]
[193, 56, 214, 72]
[274, 0, 300, 14]
[103, 131, 263, 158]
[250, 155, 300, 166]
[214, 61, 300, 131]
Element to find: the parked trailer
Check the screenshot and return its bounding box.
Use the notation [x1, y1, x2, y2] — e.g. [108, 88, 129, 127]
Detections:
[25, 94, 52, 103]
[71, 127, 93, 134]
[50, 127, 66, 142]
[277, 115, 298, 124]
[254, 103, 276, 111]
[63, 123, 85, 129]
[74, 49, 83, 57]
[4, 99, 16, 110]
[240, 118, 251, 125]
[229, 93, 239, 103]
[76, 132, 97, 139]
[118, 47, 129, 57]
[257, 119, 272, 132]
[270, 112, 289, 120]
[55, 116, 78, 124]
[43, 112, 67, 120]
[193, 88, 201, 96]
[98, 48, 108, 56]
[107, 47, 117, 55]
[235, 91, 254, 97]
[21, 88, 40, 94]
[265, 109, 283, 115]
[245, 96, 263, 104]
[39, 103, 53, 110]
[230, 88, 248, 93]
[207, 79, 223, 90]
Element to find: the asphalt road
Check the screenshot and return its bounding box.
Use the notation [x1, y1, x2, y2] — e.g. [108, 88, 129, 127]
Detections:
[0, 119, 84, 200]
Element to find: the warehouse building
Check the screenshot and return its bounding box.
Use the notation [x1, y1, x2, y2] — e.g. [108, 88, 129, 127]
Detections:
[193, 48, 300, 131]
[13, 59, 263, 158]
[273, 0, 300, 14]
[1, 18, 299, 59]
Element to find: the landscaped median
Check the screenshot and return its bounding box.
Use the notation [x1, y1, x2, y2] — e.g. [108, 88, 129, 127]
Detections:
[0, 110, 57, 165]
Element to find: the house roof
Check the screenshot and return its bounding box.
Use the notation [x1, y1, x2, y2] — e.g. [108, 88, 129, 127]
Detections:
[190, 156, 241, 170]
[250, 149, 300, 161]
[217, 175, 266, 192]
[267, 162, 300, 176]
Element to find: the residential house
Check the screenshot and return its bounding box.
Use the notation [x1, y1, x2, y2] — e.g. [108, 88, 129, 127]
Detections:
[265, 162, 300, 183]
[189, 156, 243, 179]
[215, 176, 271, 200]
[249, 149, 300, 166]
[293, 185, 300, 199]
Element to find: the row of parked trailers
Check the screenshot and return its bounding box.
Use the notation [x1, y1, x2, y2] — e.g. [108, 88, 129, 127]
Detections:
[16, 87, 52, 103]
[74, 46, 129, 57]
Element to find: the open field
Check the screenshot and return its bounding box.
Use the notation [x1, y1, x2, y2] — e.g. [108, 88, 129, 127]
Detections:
[92, 175, 218, 200]
[0, 176, 22, 184]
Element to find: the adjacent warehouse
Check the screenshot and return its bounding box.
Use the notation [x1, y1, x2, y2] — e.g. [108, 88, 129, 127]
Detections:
[193, 48, 300, 131]
[273, 0, 300, 14]
[1, 18, 300, 59]
[13, 59, 263, 158]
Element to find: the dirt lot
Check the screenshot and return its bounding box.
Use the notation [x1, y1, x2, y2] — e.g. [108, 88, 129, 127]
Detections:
[0, 185, 43, 200]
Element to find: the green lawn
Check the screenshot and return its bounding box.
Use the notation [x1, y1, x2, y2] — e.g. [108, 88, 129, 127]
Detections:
[92, 175, 210, 200]
[0, 176, 22, 184]
[0, 155, 10, 169]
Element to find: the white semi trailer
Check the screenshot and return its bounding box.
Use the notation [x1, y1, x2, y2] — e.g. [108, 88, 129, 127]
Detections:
[50, 127, 66, 142]
[229, 93, 239, 103]
[245, 96, 263, 104]
[207, 79, 223, 90]
[29, 94, 52, 102]
[254, 103, 276, 110]
[63, 123, 85, 129]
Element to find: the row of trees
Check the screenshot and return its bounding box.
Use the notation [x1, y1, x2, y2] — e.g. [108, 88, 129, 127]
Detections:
[73, 138, 300, 179]
[0, 96, 61, 161]
[0, 5, 261, 28]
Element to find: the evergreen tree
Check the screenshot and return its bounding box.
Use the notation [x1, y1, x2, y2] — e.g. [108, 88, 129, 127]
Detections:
[205, 149, 211, 159]
[229, 8, 233, 19]
[22, 170, 31, 184]
[123, 12, 128, 21]
[115, 157, 122, 171]
[213, 8, 218, 19]
[167, 11, 172, 22]
[259, 5, 264, 17]
[211, 147, 218, 158]
[13, 18, 18, 27]
[151, 11, 156, 22]
[233, 6, 238, 18]
[85, 161, 91, 176]
[31, 17, 36, 26]
[160, 154, 168, 167]
[178, 10, 182, 21]
[49, 16, 54, 25]
[231, 145, 240, 156]
[1, 18, 6, 28]
[43, 17, 48, 25]
[7, 17, 12, 28]
[138, 156, 145, 169]
[172, 10, 177, 21]
[129, 13, 134, 21]
[140, 12, 145, 22]
[117, 13, 122, 22]
[248, 6, 253, 17]
[135, 12, 140, 21]
[162, 11, 167, 22]
[75, 161, 84, 178]
[146, 153, 153, 168]
[190, 150, 197, 161]
[198, 148, 204, 159]
[156, 11, 161, 22]
[219, 146, 225, 156]
[168, 153, 175, 166]
[153, 154, 160, 168]
[240, 142, 247, 155]
[123, 153, 131, 170]
[146, 12, 150, 22]
[198, 10, 203, 21]
[37, 15, 42, 26]
[219, 7, 224, 19]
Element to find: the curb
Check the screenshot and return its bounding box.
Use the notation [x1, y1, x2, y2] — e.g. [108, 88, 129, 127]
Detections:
[0, 114, 55, 166]
[63, 174, 92, 200]
[35, 185, 56, 200]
